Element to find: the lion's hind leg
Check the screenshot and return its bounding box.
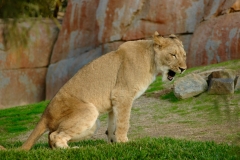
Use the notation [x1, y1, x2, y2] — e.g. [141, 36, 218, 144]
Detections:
[48, 102, 99, 149]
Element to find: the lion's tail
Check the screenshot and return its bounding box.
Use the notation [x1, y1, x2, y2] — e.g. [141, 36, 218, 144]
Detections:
[21, 118, 48, 151]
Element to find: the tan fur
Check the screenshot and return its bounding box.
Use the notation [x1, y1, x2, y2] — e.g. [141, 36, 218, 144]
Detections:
[2, 32, 187, 150]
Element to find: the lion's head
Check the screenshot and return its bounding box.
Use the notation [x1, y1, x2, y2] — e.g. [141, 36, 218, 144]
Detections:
[153, 31, 187, 81]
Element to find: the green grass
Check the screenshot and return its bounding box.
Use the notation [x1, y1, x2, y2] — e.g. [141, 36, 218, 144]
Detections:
[146, 76, 165, 93]
[0, 101, 49, 141]
[150, 90, 240, 125]
[1, 138, 239, 160]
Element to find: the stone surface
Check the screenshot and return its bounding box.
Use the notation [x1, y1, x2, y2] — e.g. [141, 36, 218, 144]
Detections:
[188, 12, 240, 68]
[0, 68, 47, 109]
[204, 0, 237, 20]
[50, 0, 100, 64]
[208, 78, 235, 94]
[174, 74, 208, 99]
[0, 19, 59, 69]
[122, 0, 205, 40]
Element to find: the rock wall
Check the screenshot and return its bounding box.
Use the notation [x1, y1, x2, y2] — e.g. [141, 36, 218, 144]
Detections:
[1, 0, 240, 107]
[0, 19, 59, 108]
[46, 0, 206, 99]
[46, 0, 240, 99]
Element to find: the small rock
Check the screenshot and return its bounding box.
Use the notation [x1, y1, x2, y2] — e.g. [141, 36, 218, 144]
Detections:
[234, 76, 240, 91]
[174, 74, 208, 99]
[208, 78, 234, 95]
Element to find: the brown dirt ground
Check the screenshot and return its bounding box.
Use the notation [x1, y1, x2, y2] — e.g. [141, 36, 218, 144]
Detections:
[92, 96, 240, 145]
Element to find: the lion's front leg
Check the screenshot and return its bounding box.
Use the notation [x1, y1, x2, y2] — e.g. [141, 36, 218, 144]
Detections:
[106, 110, 116, 142]
[113, 100, 133, 143]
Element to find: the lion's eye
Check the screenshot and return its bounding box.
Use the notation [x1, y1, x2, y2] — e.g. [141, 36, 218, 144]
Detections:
[171, 54, 176, 58]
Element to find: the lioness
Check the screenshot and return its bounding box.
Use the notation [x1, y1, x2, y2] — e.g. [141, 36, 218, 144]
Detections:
[3, 31, 187, 150]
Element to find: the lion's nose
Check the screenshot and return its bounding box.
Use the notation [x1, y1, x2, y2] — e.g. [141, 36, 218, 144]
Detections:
[179, 67, 185, 73]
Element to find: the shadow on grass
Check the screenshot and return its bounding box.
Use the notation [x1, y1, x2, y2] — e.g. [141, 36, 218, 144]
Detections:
[160, 92, 179, 103]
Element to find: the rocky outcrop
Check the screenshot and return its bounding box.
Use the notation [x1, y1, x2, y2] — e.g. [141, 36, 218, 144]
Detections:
[0, 19, 59, 109]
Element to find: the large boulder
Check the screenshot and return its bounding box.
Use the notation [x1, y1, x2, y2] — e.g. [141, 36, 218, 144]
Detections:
[173, 74, 208, 99]
[187, 12, 240, 68]
[0, 19, 59, 109]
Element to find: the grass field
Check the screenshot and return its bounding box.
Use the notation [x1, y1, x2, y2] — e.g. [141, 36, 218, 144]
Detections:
[0, 60, 240, 159]
[1, 138, 240, 159]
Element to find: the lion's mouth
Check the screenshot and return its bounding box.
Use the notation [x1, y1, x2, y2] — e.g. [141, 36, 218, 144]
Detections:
[167, 70, 176, 81]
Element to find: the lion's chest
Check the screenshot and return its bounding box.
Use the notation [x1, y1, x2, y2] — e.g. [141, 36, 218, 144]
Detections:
[134, 75, 156, 100]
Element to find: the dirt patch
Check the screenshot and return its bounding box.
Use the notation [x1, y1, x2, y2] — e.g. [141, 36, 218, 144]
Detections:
[92, 96, 240, 145]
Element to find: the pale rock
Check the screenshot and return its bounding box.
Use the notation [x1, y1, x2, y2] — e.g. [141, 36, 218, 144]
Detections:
[174, 74, 208, 99]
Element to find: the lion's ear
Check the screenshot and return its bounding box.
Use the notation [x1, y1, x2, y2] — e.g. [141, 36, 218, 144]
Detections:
[153, 32, 167, 48]
[168, 34, 183, 46]
[154, 31, 159, 36]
